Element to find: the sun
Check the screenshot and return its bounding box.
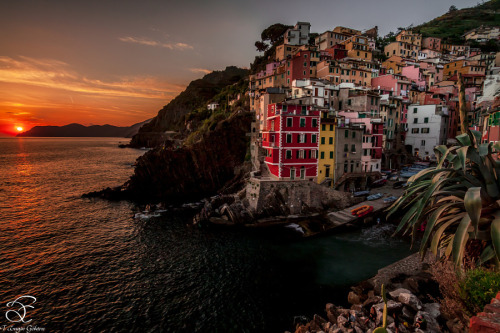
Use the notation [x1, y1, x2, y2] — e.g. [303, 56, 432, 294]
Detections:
[16, 126, 23, 132]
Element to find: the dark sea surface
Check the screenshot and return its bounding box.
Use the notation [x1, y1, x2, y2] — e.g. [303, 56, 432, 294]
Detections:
[0, 138, 412, 332]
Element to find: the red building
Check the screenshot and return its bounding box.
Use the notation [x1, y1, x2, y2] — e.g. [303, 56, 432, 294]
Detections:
[261, 103, 320, 180]
[285, 50, 316, 86]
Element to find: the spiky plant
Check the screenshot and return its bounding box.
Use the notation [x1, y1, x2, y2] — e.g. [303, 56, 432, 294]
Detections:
[387, 129, 500, 267]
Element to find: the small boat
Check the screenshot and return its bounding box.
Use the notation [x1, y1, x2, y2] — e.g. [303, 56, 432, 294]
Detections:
[357, 206, 374, 217]
[351, 205, 373, 216]
[383, 196, 398, 203]
[353, 190, 370, 197]
[371, 179, 387, 188]
[367, 193, 383, 201]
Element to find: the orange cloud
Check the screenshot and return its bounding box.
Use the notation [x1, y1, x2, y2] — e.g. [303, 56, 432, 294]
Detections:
[189, 68, 212, 74]
[0, 56, 185, 99]
[119, 36, 193, 50]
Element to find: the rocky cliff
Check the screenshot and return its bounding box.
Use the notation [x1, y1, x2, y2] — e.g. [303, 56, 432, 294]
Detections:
[122, 111, 253, 203]
[130, 66, 248, 148]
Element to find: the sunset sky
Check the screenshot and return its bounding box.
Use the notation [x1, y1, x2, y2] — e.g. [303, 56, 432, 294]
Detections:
[0, 0, 479, 136]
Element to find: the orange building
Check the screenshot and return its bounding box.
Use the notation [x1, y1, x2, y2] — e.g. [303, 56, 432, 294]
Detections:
[341, 36, 372, 61]
[443, 60, 485, 80]
[395, 30, 422, 48]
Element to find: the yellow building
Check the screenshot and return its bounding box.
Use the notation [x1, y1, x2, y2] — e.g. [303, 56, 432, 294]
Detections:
[317, 111, 336, 185]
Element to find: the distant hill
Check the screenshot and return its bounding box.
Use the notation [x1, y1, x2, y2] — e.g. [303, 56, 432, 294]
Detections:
[412, 0, 500, 44]
[17, 119, 151, 138]
[129, 66, 248, 147]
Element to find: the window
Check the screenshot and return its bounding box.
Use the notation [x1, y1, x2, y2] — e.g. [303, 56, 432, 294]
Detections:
[311, 134, 317, 143]
[321, 137, 325, 144]
[329, 137, 333, 144]
[352, 131, 356, 139]
[321, 124, 326, 131]
[320, 152, 325, 159]
[312, 118, 318, 127]
[311, 150, 317, 158]
[345, 130, 349, 138]
[422, 128, 430, 134]
[329, 151, 333, 159]
[411, 128, 419, 134]
[344, 144, 348, 152]
[421, 140, 426, 146]
[414, 118, 418, 124]
[330, 125, 333, 131]
[287, 118, 293, 127]
[351, 144, 356, 152]
[300, 118, 306, 127]
[286, 150, 292, 159]
[286, 134, 292, 143]
[413, 107, 417, 113]
[298, 134, 306, 143]
[282, 105, 287, 112]
[299, 150, 305, 159]
[424, 117, 429, 123]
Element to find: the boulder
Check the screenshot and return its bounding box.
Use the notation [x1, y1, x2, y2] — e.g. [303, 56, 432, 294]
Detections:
[388, 288, 411, 300]
[337, 314, 348, 328]
[398, 292, 423, 311]
[362, 296, 382, 310]
[401, 305, 416, 321]
[415, 310, 441, 332]
[423, 303, 440, 319]
[348, 291, 362, 305]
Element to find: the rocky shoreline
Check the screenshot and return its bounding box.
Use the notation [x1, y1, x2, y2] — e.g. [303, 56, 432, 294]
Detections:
[289, 253, 464, 333]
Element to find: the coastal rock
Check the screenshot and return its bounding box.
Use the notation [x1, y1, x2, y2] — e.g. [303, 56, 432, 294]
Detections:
[423, 303, 441, 319]
[402, 305, 416, 320]
[348, 291, 362, 305]
[398, 292, 423, 311]
[388, 288, 412, 300]
[415, 310, 441, 332]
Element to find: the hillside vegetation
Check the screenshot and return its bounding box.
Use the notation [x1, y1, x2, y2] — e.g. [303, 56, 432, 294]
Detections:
[413, 0, 500, 44]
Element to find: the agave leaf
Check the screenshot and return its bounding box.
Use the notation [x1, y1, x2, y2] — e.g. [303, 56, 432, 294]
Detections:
[387, 182, 430, 217]
[452, 215, 472, 266]
[420, 202, 462, 253]
[491, 212, 500, 262]
[445, 235, 455, 258]
[434, 145, 448, 163]
[479, 245, 496, 265]
[394, 203, 420, 235]
[464, 187, 482, 237]
[456, 146, 468, 172]
[470, 130, 482, 147]
[436, 196, 464, 204]
[478, 143, 490, 157]
[494, 141, 500, 153]
[430, 214, 465, 256]
[456, 133, 472, 147]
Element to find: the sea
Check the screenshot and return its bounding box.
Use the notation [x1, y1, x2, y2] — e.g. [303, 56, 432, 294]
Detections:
[0, 137, 413, 332]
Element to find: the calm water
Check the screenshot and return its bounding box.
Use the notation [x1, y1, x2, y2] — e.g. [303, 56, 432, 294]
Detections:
[0, 138, 412, 332]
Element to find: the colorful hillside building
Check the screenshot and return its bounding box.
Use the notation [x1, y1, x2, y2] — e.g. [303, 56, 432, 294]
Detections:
[317, 110, 336, 185]
[261, 103, 320, 180]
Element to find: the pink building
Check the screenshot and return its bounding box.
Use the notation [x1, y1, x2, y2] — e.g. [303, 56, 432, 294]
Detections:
[401, 65, 426, 90]
[371, 74, 412, 97]
[261, 103, 320, 180]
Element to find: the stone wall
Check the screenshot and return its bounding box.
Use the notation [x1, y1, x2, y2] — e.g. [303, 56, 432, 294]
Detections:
[246, 177, 352, 215]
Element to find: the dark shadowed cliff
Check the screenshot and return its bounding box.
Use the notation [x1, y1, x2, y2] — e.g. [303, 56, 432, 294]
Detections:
[115, 111, 252, 203]
[130, 66, 248, 148]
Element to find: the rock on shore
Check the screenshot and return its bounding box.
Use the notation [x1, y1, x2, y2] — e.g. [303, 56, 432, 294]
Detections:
[290, 253, 447, 333]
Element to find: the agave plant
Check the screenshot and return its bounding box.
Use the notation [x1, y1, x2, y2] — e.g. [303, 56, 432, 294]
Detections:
[387, 129, 500, 267]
